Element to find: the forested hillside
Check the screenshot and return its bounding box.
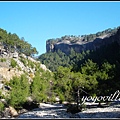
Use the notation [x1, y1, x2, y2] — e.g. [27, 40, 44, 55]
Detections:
[39, 40, 120, 97]
[0, 28, 38, 56]
[38, 26, 120, 103]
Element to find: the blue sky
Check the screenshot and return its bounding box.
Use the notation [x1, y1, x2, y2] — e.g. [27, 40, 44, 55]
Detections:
[0, 1, 120, 56]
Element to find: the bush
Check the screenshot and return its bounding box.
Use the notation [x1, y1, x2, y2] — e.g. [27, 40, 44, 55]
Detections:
[0, 102, 4, 112]
[11, 58, 17, 68]
[28, 60, 34, 68]
[0, 58, 6, 62]
[7, 74, 30, 109]
[31, 73, 49, 103]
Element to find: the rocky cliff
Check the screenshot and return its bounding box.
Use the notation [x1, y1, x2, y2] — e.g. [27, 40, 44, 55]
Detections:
[46, 27, 120, 54]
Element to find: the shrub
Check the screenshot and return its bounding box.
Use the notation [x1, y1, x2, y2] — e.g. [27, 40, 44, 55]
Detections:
[10, 58, 17, 68]
[31, 73, 49, 103]
[0, 102, 4, 112]
[7, 74, 30, 109]
[0, 58, 6, 62]
[28, 60, 34, 68]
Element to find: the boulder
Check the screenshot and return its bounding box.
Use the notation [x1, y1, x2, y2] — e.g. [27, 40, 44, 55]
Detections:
[27, 56, 36, 63]
[55, 97, 60, 102]
[3, 52, 7, 56]
[26, 96, 33, 103]
[19, 53, 27, 59]
[0, 99, 7, 106]
[0, 83, 4, 89]
[40, 64, 51, 72]
[13, 52, 18, 58]
[9, 106, 18, 117]
[18, 109, 27, 114]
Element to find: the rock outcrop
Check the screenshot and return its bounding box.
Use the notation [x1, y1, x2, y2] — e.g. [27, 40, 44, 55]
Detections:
[0, 43, 51, 103]
[46, 27, 120, 54]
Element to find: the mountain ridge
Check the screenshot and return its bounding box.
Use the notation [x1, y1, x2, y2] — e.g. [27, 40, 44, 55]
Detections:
[46, 26, 120, 54]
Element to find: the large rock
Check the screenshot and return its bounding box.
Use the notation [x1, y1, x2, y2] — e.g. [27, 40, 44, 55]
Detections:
[9, 106, 18, 117]
[27, 56, 36, 63]
[13, 52, 18, 58]
[40, 64, 51, 72]
[19, 53, 27, 59]
[0, 83, 4, 89]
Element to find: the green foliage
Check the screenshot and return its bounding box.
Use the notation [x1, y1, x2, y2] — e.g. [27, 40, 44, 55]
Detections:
[0, 28, 38, 56]
[80, 59, 99, 75]
[27, 60, 34, 68]
[7, 74, 29, 109]
[0, 91, 5, 112]
[0, 90, 5, 99]
[10, 58, 17, 68]
[31, 72, 50, 103]
[0, 58, 6, 62]
[38, 49, 89, 72]
[0, 102, 4, 112]
[50, 40, 120, 103]
[54, 66, 73, 102]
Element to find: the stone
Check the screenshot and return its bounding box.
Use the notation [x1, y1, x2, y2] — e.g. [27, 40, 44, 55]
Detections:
[55, 97, 60, 102]
[13, 52, 18, 58]
[27, 56, 36, 63]
[40, 64, 51, 72]
[19, 53, 27, 59]
[18, 109, 28, 114]
[0, 99, 7, 105]
[9, 106, 18, 117]
[27, 96, 33, 103]
[3, 52, 7, 55]
[0, 83, 4, 89]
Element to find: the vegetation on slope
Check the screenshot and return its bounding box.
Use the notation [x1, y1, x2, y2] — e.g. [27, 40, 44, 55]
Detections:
[0, 28, 38, 56]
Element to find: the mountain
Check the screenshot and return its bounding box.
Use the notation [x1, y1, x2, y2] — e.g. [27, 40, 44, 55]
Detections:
[38, 26, 120, 72]
[46, 27, 119, 55]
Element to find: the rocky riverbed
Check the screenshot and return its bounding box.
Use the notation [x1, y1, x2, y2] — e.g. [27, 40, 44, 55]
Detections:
[17, 103, 80, 118]
[16, 101, 120, 119]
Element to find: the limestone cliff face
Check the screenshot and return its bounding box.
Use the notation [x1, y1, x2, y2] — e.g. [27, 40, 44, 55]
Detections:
[46, 27, 120, 54]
